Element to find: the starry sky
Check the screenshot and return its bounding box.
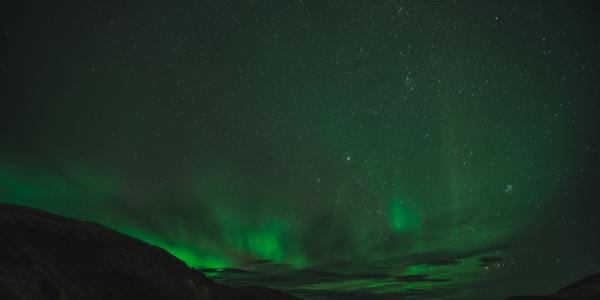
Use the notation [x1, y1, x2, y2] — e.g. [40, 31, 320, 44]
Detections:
[1, 1, 599, 299]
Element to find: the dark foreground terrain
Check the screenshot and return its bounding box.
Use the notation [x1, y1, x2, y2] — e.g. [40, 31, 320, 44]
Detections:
[507, 273, 600, 300]
[0, 203, 301, 300]
[1, 203, 598, 300]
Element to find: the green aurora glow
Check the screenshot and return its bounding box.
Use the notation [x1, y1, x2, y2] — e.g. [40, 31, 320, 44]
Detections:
[1, 1, 599, 299]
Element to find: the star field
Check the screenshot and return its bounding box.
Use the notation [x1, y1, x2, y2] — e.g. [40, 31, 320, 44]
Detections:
[1, 1, 599, 299]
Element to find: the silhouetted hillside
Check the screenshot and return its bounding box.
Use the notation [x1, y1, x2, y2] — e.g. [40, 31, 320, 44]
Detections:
[0, 203, 302, 300]
[507, 272, 600, 300]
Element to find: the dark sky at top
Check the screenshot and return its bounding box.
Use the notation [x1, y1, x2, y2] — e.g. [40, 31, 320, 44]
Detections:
[1, 1, 599, 299]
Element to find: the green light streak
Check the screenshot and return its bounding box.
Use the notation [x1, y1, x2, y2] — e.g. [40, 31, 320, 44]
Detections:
[117, 226, 230, 269]
[388, 194, 420, 233]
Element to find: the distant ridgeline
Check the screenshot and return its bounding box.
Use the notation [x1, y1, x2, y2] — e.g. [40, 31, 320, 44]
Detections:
[0, 203, 302, 300]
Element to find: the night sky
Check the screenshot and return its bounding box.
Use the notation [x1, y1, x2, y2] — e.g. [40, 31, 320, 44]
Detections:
[1, 1, 599, 299]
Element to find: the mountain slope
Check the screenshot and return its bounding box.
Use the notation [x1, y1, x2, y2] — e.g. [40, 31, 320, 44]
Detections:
[0, 203, 301, 300]
[507, 272, 600, 300]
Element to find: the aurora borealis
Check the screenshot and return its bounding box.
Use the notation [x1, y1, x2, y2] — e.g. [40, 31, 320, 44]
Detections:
[1, 1, 599, 299]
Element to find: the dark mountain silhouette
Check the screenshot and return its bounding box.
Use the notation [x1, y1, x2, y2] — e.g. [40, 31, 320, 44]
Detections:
[0, 203, 302, 300]
[507, 272, 600, 300]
